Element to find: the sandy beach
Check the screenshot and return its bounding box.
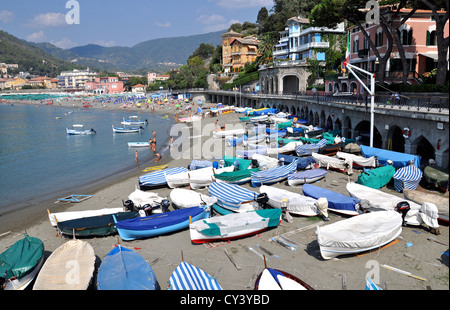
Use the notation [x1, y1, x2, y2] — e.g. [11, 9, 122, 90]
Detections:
[0, 96, 448, 294]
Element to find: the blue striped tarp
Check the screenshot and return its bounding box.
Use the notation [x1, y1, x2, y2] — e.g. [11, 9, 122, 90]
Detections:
[168, 261, 222, 290]
[393, 165, 422, 192]
[139, 167, 188, 188]
[208, 182, 257, 211]
[295, 139, 327, 156]
[251, 159, 298, 187]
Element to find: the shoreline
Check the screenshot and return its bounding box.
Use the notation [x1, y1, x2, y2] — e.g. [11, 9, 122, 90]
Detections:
[0, 97, 448, 291]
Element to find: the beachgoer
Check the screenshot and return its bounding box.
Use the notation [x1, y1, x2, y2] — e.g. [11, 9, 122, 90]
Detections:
[135, 150, 139, 162]
[154, 153, 161, 162]
[215, 119, 219, 131]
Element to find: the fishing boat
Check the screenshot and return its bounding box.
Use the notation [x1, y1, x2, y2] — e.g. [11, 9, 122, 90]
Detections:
[189, 166, 235, 189]
[114, 206, 210, 241]
[357, 165, 395, 189]
[278, 154, 316, 170]
[189, 209, 282, 244]
[33, 239, 95, 290]
[303, 184, 360, 216]
[360, 145, 420, 168]
[66, 124, 96, 135]
[168, 261, 222, 290]
[0, 234, 44, 290]
[254, 268, 314, 290]
[346, 182, 440, 226]
[312, 152, 351, 173]
[208, 182, 258, 213]
[287, 169, 328, 186]
[112, 124, 143, 133]
[170, 188, 217, 209]
[212, 128, 246, 139]
[214, 168, 261, 185]
[260, 186, 318, 216]
[139, 167, 188, 190]
[393, 164, 423, 192]
[128, 142, 150, 147]
[121, 116, 148, 126]
[423, 166, 448, 192]
[336, 151, 377, 168]
[97, 246, 158, 290]
[48, 207, 126, 227]
[316, 210, 403, 259]
[56, 211, 139, 237]
[295, 139, 327, 156]
[251, 159, 298, 187]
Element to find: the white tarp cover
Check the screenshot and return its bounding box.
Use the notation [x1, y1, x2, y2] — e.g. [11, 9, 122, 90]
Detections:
[316, 211, 402, 259]
[252, 153, 279, 170]
[170, 188, 217, 208]
[312, 152, 352, 174]
[128, 189, 163, 208]
[336, 151, 377, 167]
[260, 185, 318, 216]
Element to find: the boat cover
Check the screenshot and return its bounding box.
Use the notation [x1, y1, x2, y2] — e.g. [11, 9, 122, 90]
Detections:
[236, 148, 268, 159]
[0, 235, 44, 281]
[252, 154, 279, 170]
[115, 207, 205, 231]
[360, 145, 420, 168]
[316, 211, 402, 259]
[226, 135, 247, 147]
[312, 152, 351, 173]
[208, 182, 257, 211]
[129, 189, 164, 207]
[336, 152, 377, 168]
[190, 209, 281, 237]
[48, 208, 125, 227]
[295, 139, 327, 156]
[260, 186, 318, 215]
[97, 246, 157, 290]
[139, 167, 188, 188]
[168, 261, 222, 290]
[357, 165, 395, 189]
[249, 108, 278, 116]
[393, 165, 422, 192]
[189, 160, 219, 170]
[33, 240, 95, 290]
[214, 168, 260, 183]
[278, 154, 316, 170]
[251, 159, 298, 186]
[303, 184, 360, 213]
[223, 156, 252, 170]
[423, 166, 449, 189]
[288, 169, 328, 183]
[170, 188, 217, 208]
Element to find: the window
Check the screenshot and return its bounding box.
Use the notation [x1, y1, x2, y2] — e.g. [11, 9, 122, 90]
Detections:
[375, 31, 383, 47]
[426, 30, 437, 46]
[353, 39, 359, 53]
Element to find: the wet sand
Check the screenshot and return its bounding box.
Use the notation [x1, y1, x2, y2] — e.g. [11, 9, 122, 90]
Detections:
[0, 97, 448, 294]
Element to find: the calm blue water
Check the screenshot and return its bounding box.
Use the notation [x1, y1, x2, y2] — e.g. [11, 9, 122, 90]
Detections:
[0, 103, 173, 214]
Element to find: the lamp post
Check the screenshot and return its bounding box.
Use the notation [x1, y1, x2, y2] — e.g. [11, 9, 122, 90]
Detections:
[344, 63, 375, 147]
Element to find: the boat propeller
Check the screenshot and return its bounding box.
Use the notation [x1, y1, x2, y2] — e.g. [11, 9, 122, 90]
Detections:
[395, 201, 411, 226]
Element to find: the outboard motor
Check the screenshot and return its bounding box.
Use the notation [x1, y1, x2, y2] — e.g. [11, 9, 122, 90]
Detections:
[149, 199, 171, 215]
[395, 201, 411, 226]
[122, 199, 135, 212]
[160, 199, 170, 213]
[139, 204, 153, 216]
[255, 193, 269, 209]
[251, 159, 259, 169]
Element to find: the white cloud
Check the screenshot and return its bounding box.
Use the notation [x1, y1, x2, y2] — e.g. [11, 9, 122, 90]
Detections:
[51, 37, 78, 49]
[196, 14, 238, 32]
[26, 30, 46, 42]
[0, 10, 15, 24]
[27, 12, 67, 28]
[212, 0, 272, 9]
[155, 21, 171, 28]
[196, 14, 226, 25]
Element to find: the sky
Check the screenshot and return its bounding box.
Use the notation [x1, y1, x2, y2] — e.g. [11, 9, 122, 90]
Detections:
[0, 0, 273, 49]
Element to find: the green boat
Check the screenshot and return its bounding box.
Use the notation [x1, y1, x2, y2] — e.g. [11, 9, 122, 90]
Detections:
[357, 165, 396, 189]
[423, 166, 449, 191]
[56, 211, 139, 237]
[215, 168, 260, 185]
[0, 234, 44, 290]
[222, 156, 252, 170]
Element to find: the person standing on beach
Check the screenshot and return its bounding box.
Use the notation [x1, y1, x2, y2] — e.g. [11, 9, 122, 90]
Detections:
[135, 150, 139, 162]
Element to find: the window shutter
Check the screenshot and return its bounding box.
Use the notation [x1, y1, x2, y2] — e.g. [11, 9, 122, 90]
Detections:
[426, 30, 430, 45]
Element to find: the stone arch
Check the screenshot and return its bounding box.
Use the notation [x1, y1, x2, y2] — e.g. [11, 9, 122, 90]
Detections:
[387, 125, 405, 153]
[326, 115, 334, 131]
[282, 74, 300, 94]
[314, 111, 320, 127]
[411, 135, 435, 166]
[334, 118, 342, 133]
[320, 111, 326, 128]
[354, 120, 382, 148]
[290, 105, 297, 115]
[343, 116, 352, 139]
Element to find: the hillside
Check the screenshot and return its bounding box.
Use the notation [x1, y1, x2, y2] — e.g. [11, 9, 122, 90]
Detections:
[0, 30, 80, 77]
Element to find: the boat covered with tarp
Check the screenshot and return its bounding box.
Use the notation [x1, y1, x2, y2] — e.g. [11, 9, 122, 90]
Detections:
[357, 165, 395, 189]
[251, 159, 298, 187]
[393, 164, 422, 192]
[168, 261, 222, 290]
[303, 184, 360, 216]
[360, 145, 420, 168]
[139, 167, 188, 190]
[208, 182, 257, 212]
[423, 166, 448, 191]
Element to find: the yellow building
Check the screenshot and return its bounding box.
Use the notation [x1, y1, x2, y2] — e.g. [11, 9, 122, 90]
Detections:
[27, 77, 59, 89]
[230, 36, 259, 72]
[221, 30, 243, 73]
[5, 77, 26, 90]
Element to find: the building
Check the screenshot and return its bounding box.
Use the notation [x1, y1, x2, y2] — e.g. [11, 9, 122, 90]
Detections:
[57, 68, 98, 90]
[147, 72, 170, 84]
[131, 84, 147, 93]
[3, 77, 27, 90]
[85, 77, 124, 94]
[221, 30, 259, 73]
[326, 7, 449, 94]
[27, 77, 59, 89]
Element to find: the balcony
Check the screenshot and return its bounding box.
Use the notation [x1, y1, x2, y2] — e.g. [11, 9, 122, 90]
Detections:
[358, 49, 370, 58]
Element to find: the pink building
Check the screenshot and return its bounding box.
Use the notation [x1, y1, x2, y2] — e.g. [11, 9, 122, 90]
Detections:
[326, 7, 449, 94]
[85, 76, 124, 94]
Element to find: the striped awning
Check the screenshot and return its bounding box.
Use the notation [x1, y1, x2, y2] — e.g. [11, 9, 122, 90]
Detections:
[168, 262, 222, 290]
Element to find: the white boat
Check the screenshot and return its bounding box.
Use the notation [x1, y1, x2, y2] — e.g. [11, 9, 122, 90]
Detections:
[166, 166, 234, 189]
[260, 185, 319, 216]
[403, 189, 449, 223]
[128, 188, 164, 208]
[48, 207, 125, 227]
[250, 115, 269, 123]
[189, 208, 282, 243]
[316, 210, 403, 259]
[287, 169, 328, 186]
[112, 125, 143, 133]
[170, 188, 217, 209]
[252, 153, 280, 170]
[121, 116, 148, 126]
[346, 182, 439, 227]
[33, 239, 95, 290]
[212, 128, 246, 138]
[266, 141, 303, 155]
[312, 152, 352, 174]
[66, 124, 96, 135]
[128, 142, 150, 147]
[255, 268, 314, 290]
[336, 151, 377, 168]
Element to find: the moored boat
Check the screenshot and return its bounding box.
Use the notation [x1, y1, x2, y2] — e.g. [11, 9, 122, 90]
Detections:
[66, 124, 96, 135]
[260, 185, 318, 216]
[128, 142, 150, 147]
[112, 124, 144, 133]
[287, 169, 328, 186]
[303, 184, 360, 216]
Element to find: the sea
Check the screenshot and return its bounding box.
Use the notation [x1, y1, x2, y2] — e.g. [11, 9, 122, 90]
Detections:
[0, 103, 173, 215]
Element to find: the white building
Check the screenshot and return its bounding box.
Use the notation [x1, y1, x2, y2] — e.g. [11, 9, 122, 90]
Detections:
[273, 16, 345, 63]
[57, 68, 98, 89]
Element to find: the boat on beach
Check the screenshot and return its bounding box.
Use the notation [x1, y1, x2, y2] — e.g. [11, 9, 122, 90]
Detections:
[66, 124, 96, 135]
[316, 210, 403, 259]
[114, 206, 210, 241]
[0, 234, 44, 290]
[214, 167, 261, 185]
[260, 185, 319, 216]
[302, 184, 360, 216]
[165, 166, 234, 189]
[356, 165, 395, 189]
[255, 268, 314, 290]
[422, 166, 449, 192]
[47, 207, 126, 227]
[168, 261, 222, 290]
[287, 169, 328, 186]
[251, 159, 298, 187]
[403, 188, 449, 224]
[97, 245, 158, 290]
[393, 164, 423, 192]
[138, 167, 188, 190]
[170, 188, 217, 209]
[33, 239, 95, 290]
[208, 182, 258, 213]
[189, 208, 282, 244]
[212, 128, 246, 139]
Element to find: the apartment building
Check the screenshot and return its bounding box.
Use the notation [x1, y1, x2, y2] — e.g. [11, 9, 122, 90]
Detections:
[221, 30, 259, 73]
[85, 76, 124, 94]
[57, 68, 98, 89]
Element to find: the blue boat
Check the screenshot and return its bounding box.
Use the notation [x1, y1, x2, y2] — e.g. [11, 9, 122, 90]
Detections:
[97, 246, 158, 290]
[302, 184, 360, 216]
[277, 154, 317, 170]
[251, 159, 298, 187]
[208, 182, 257, 212]
[139, 167, 188, 189]
[168, 261, 222, 290]
[114, 206, 210, 241]
[360, 145, 420, 168]
[288, 169, 328, 186]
